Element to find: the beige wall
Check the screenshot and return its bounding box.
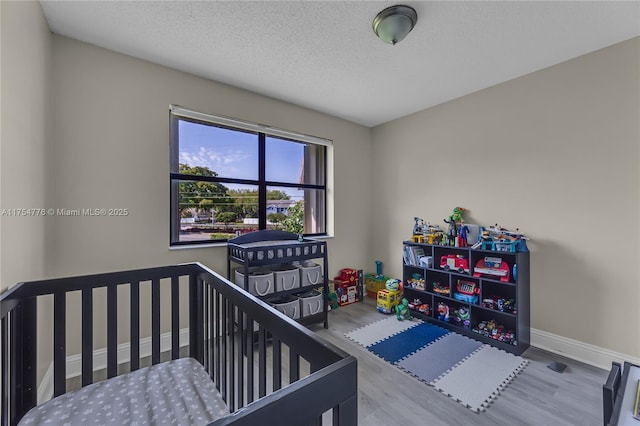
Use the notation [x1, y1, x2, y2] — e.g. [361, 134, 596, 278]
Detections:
[46, 35, 372, 355]
[0, 0, 52, 291]
[371, 37, 640, 357]
[48, 34, 371, 279]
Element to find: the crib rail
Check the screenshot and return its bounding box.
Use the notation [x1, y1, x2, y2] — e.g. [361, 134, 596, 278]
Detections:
[0, 263, 357, 426]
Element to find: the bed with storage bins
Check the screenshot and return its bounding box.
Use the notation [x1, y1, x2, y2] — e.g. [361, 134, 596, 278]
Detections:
[0, 262, 357, 425]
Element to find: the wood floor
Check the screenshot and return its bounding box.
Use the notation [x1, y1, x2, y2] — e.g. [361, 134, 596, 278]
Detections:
[309, 298, 607, 426]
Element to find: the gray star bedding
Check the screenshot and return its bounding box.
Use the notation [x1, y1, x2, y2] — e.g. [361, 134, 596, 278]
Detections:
[18, 358, 228, 426]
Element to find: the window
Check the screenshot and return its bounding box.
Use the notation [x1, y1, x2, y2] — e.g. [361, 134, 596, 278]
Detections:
[170, 106, 329, 245]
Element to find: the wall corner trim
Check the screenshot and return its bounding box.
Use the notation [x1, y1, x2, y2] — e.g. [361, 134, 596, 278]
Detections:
[531, 328, 640, 370]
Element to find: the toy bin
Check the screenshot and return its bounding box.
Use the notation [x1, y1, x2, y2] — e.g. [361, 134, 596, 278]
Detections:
[272, 266, 301, 292]
[296, 290, 323, 317]
[365, 274, 388, 299]
[298, 261, 323, 288]
[269, 296, 300, 320]
[234, 268, 274, 297]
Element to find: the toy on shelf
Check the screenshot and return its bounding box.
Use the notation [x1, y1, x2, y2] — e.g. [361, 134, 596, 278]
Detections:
[482, 296, 517, 314]
[431, 281, 450, 295]
[411, 217, 428, 243]
[472, 224, 529, 252]
[453, 279, 480, 304]
[453, 307, 471, 327]
[442, 207, 468, 247]
[472, 320, 516, 345]
[473, 256, 510, 282]
[418, 303, 430, 315]
[425, 223, 444, 245]
[437, 302, 450, 322]
[407, 273, 426, 291]
[395, 298, 412, 321]
[408, 298, 422, 310]
[440, 254, 470, 274]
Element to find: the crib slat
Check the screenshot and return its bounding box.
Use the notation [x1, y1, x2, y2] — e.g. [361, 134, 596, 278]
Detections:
[289, 349, 300, 383]
[151, 278, 160, 365]
[171, 276, 179, 360]
[237, 307, 244, 409]
[215, 290, 221, 389]
[221, 297, 227, 402]
[273, 337, 281, 391]
[258, 325, 266, 398]
[228, 303, 235, 413]
[208, 286, 214, 376]
[53, 292, 66, 397]
[204, 284, 209, 372]
[11, 298, 37, 421]
[246, 315, 254, 404]
[130, 281, 140, 371]
[189, 274, 204, 363]
[107, 285, 117, 379]
[81, 289, 93, 386]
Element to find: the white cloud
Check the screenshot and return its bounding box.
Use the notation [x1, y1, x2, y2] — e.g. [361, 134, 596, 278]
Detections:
[179, 146, 254, 176]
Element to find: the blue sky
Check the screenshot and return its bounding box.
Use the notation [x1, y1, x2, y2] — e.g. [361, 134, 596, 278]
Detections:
[178, 120, 306, 202]
[178, 120, 303, 184]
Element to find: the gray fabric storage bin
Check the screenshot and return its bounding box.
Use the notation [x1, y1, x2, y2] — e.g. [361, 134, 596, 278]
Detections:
[298, 261, 323, 288]
[269, 295, 300, 320]
[272, 266, 301, 292]
[297, 290, 323, 317]
[234, 268, 274, 297]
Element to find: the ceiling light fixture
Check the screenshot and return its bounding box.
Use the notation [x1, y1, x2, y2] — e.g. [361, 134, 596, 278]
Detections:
[372, 5, 418, 45]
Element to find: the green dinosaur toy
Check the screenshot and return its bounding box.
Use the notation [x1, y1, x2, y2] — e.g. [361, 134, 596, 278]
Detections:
[395, 298, 411, 321]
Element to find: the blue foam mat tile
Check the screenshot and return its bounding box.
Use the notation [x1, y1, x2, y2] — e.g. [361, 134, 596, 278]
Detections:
[368, 323, 450, 364]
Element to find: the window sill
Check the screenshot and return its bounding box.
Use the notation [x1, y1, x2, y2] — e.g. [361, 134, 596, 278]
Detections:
[169, 234, 334, 250]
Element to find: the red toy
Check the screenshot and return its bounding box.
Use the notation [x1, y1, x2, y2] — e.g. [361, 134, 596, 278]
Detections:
[473, 256, 510, 282]
[338, 268, 358, 283]
[440, 254, 470, 274]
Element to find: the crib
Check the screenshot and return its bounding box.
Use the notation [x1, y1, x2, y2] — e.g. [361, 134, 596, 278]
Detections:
[0, 262, 357, 425]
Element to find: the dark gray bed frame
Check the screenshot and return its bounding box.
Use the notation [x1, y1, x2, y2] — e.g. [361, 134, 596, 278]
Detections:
[0, 262, 357, 426]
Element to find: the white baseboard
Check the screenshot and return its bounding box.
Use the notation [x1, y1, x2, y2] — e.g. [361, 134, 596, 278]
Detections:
[37, 328, 190, 404]
[531, 328, 640, 370]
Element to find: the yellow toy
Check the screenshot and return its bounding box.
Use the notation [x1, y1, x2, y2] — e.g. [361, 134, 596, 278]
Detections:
[377, 288, 402, 314]
[377, 278, 403, 313]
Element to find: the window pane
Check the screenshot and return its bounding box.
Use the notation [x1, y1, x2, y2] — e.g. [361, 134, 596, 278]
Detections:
[178, 120, 258, 180]
[267, 186, 325, 234]
[266, 137, 325, 185]
[177, 181, 259, 242]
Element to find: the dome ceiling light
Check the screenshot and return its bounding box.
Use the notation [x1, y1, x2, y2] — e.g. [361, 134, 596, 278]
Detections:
[372, 4, 418, 45]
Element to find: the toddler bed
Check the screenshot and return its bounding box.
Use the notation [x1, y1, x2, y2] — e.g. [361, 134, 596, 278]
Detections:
[0, 262, 357, 426]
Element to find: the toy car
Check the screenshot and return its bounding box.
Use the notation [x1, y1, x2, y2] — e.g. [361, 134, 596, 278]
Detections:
[440, 254, 470, 274]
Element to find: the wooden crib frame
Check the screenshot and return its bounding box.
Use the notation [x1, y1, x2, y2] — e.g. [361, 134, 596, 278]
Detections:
[0, 263, 357, 426]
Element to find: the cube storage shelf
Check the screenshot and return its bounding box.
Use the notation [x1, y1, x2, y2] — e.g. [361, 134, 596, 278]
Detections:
[402, 241, 530, 355]
[227, 230, 329, 328]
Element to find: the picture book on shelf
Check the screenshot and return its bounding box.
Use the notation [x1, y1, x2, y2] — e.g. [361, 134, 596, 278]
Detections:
[404, 246, 426, 266]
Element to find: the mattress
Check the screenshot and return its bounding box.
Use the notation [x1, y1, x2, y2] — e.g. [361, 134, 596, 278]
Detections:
[19, 357, 228, 426]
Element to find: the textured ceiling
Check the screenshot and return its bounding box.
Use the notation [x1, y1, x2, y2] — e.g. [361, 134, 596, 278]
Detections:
[40, 1, 640, 127]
